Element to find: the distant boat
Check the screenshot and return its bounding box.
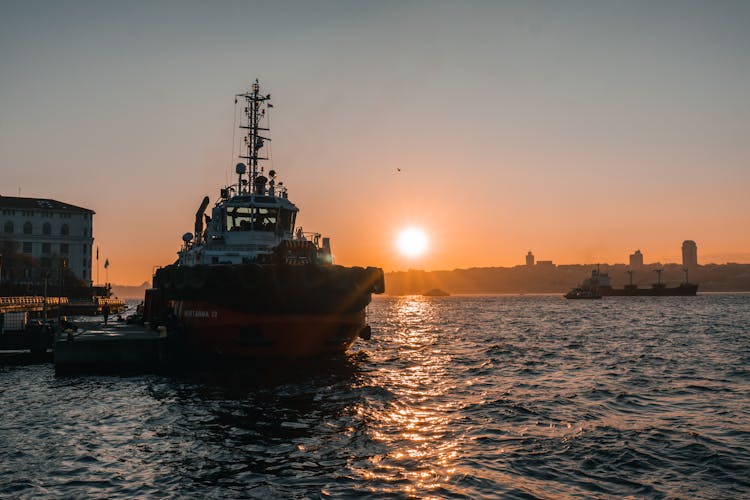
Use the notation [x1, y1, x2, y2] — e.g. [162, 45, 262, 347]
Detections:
[564, 287, 602, 300]
[566, 266, 698, 298]
[423, 288, 450, 297]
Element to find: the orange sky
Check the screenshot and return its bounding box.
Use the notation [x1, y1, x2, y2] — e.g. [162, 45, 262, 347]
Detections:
[2, 2, 749, 285]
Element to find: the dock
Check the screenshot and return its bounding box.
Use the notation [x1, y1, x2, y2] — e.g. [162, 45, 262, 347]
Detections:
[0, 318, 175, 374]
[1, 295, 130, 356]
[53, 322, 167, 374]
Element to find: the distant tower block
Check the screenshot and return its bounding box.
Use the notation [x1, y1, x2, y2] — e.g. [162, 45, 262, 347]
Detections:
[526, 251, 535, 267]
[682, 240, 698, 267]
[629, 249, 644, 267]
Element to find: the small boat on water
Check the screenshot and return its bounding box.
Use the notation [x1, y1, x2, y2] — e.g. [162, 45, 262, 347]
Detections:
[422, 288, 449, 297]
[564, 287, 602, 300]
[142, 80, 385, 359]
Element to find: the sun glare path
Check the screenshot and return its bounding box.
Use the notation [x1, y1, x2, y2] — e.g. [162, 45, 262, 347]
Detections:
[397, 228, 429, 258]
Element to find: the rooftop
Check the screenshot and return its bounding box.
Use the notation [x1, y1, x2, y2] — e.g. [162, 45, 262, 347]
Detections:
[0, 196, 94, 214]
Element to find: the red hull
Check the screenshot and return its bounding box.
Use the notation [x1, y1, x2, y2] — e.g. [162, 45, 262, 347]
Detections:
[173, 301, 367, 359]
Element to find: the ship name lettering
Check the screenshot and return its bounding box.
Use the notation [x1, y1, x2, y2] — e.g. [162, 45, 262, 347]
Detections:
[184, 310, 210, 318]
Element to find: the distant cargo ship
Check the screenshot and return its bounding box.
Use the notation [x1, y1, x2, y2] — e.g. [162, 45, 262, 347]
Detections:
[566, 267, 698, 298]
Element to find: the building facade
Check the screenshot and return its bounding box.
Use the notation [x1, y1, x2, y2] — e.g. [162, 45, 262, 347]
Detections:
[525, 251, 535, 267]
[0, 196, 94, 284]
[629, 249, 644, 267]
[682, 240, 698, 267]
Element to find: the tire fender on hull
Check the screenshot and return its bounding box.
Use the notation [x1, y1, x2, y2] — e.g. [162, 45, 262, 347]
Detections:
[240, 264, 264, 290]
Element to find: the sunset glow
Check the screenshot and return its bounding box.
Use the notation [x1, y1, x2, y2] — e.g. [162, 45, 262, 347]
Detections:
[397, 228, 429, 258]
[0, 2, 748, 286]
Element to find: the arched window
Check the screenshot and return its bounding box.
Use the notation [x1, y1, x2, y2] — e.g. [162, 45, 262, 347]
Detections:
[3, 221, 13, 234]
[61, 224, 70, 236]
[23, 222, 33, 235]
[43, 222, 51, 235]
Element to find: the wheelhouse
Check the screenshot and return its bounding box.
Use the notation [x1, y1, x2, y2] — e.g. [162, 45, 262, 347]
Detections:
[220, 196, 297, 235]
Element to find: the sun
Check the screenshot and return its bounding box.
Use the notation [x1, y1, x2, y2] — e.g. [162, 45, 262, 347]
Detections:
[396, 227, 429, 258]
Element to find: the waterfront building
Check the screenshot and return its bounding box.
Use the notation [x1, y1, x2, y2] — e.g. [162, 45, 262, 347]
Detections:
[536, 260, 555, 267]
[0, 196, 94, 284]
[525, 251, 534, 267]
[629, 249, 644, 267]
[682, 240, 698, 267]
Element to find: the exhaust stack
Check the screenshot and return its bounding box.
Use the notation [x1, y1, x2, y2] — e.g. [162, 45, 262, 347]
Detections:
[194, 196, 210, 243]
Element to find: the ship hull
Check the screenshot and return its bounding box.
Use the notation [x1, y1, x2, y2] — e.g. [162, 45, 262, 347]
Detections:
[597, 284, 698, 296]
[146, 263, 385, 360]
[173, 301, 367, 358]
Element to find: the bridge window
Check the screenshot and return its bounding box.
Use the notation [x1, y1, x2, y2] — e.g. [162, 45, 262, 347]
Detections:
[255, 207, 277, 231]
[3, 221, 13, 234]
[226, 206, 278, 232]
[226, 207, 253, 231]
[61, 224, 70, 236]
[279, 209, 295, 232]
[23, 222, 32, 235]
[43, 222, 51, 235]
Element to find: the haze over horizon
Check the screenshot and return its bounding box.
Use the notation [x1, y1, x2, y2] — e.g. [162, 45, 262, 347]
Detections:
[2, 1, 749, 285]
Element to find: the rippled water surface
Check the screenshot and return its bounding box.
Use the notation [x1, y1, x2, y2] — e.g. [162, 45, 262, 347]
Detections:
[1, 294, 749, 498]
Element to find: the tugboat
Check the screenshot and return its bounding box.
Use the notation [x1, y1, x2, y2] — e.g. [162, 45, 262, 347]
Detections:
[143, 80, 385, 359]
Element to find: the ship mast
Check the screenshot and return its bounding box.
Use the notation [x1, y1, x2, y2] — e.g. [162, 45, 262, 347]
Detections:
[236, 79, 272, 192]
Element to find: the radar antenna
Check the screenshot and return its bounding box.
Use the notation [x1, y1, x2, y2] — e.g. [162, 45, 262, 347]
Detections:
[236, 79, 272, 193]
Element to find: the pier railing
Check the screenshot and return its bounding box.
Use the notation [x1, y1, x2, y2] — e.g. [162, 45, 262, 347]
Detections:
[0, 296, 69, 313]
[0, 296, 125, 314]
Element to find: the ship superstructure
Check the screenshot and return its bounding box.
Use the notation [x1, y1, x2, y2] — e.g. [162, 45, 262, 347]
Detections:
[179, 80, 329, 267]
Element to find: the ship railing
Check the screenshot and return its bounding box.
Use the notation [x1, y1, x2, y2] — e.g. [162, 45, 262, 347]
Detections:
[294, 231, 321, 246]
[205, 244, 272, 253]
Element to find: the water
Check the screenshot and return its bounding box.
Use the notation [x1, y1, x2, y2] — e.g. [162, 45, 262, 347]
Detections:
[1, 294, 749, 498]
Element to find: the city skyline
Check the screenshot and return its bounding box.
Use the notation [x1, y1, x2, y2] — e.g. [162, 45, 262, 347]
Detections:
[521, 240, 708, 269]
[2, 1, 749, 285]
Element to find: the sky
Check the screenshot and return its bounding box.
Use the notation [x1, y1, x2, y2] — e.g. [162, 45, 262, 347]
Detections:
[1, 0, 748, 285]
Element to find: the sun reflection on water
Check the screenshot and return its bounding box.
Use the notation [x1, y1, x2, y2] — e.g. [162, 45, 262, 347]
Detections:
[353, 296, 467, 497]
